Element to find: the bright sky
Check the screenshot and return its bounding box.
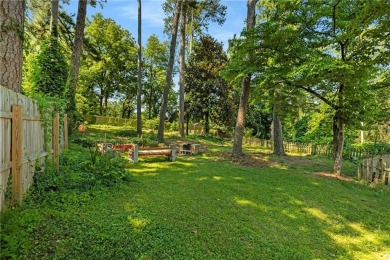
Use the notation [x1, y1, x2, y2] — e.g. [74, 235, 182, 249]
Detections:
[64, 0, 248, 50]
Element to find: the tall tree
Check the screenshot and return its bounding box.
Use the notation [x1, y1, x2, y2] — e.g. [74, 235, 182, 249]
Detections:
[50, 0, 59, 36]
[272, 88, 285, 156]
[178, 1, 186, 137]
[77, 14, 137, 116]
[157, 0, 182, 142]
[231, 0, 257, 157]
[66, 0, 88, 131]
[185, 35, 234, 135]
[240, 1, 390, 174]
[137, 0, 142, 136]
[28, 0, 67, 98]
[0, 0, 24, 92]
[143, 35, 169, 119]
[163, 0, 226, 138]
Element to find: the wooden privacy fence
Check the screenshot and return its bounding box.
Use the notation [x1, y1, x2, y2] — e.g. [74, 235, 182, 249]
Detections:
[0, 85, 67, 210]
[358, 155, 390, 185]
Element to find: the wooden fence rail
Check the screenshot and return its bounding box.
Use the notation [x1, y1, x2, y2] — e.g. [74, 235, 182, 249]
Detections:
[0, 85, 67, 210]
[358, 155, 390, 185]
[243, 137, 387, 159]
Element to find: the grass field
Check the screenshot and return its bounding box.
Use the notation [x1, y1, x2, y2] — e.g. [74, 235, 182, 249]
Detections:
[1, 125, 389, 259]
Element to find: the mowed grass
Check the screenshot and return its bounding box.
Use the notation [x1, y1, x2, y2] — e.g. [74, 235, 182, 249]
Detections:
[2, 141, 390, 259]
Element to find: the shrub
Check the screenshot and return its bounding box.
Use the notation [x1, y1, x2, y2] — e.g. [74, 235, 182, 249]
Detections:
[28, 144, 131, 205]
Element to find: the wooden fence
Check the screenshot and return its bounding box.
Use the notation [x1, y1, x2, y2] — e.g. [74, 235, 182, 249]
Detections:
[243, 137, 386, 159]
[243, 138, 331, 156]
[0, 85, 67, 210]
[358, 155, 390, 185]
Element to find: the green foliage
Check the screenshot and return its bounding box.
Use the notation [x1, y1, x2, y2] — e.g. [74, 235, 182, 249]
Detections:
[185, 35, 236, 134]
[162, 0, 227, 36]
[349, 142, 390, 156]
[143, 35, 169, 119]
[31, 36, 68, 97]
[29, 144, 131, 204]
[77, 13, 137, 116]
[245, 103, 273, 139]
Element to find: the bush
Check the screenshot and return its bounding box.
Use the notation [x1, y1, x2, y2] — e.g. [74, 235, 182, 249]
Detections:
[28, 145, 132, 205]
[350, 142, 390, 155]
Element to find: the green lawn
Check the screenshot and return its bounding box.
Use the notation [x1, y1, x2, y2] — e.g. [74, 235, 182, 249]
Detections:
[1, 131, 390, 259]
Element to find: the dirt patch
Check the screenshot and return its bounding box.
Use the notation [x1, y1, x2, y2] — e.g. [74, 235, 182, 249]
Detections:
[314, 172, 354, 182]
[280, 156, 327, 167]
[215, 152, 270, 168]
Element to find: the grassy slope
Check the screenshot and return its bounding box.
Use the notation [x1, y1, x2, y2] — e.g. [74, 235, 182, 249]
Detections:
[1, 127, 389, 259]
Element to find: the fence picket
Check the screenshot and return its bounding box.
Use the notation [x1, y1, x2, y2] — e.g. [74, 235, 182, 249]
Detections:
[0, 86, 67, 210]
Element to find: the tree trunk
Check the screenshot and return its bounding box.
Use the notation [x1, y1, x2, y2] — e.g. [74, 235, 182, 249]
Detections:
[333, 110, 344, 175]
[136, 0, 142, 136]
[157, 0, 182, 142]
[205, 110, 210, 135]
[231, 0, 257, 157]
[99, 94, 103, 116]
[50, 0, 59, 37]
[186, 115, 189, 136]
[232, 75, 251, 156]
[272, 105, 285, 156]
[0, 0, 24, 93]
[104, 94, 108, 116]
[178, 2, 186, 137]
[148, 68, 153, 119]
[66, 0, 87, 134]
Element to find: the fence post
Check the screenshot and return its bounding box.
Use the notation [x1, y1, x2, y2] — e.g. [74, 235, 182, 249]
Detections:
[169, 144, 176, 162]
[64, 114, 68, 150]
[53, 113, 60, 170]
[12, 105, 23, 204]
[133, 144, 139, 163]
[357, 161, 363, 181]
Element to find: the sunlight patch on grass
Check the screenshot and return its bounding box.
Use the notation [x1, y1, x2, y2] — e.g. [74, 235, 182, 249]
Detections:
[212, 176, 223, 181]
[128, 217, 149, 231]
[132, 172, 159, 177]
[235, 197, 269, 212]
[268, 163, 288, 170]
[326, 227, 385, 259]
[305, 208, 330, 223]
[289, 198, 305, 206]
[304, 207, 390, 259]
[131, 167, 160, 177]
[281, 209, 298, 219]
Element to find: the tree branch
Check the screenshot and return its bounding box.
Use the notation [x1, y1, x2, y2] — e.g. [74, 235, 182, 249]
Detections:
[278, 76, 335, 109]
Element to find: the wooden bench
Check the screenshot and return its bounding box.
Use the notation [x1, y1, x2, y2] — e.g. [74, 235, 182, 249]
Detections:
[128, 144, 176, 163]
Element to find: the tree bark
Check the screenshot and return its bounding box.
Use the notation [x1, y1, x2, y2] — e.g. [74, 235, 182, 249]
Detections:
[272, 104, 285, 156]
[0, 0, 24, 93]
[231, 0, 257, 157]
[148, 68, 153, 119]
[50, 0, 59, 37]
[66, 0, 87, 133]
[178, 2, 186, 137]
[205, 109, 210, 135]
[333, 110, 344, 175]
[157, 0, 182, 142]
[136, 0, 142, 136]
